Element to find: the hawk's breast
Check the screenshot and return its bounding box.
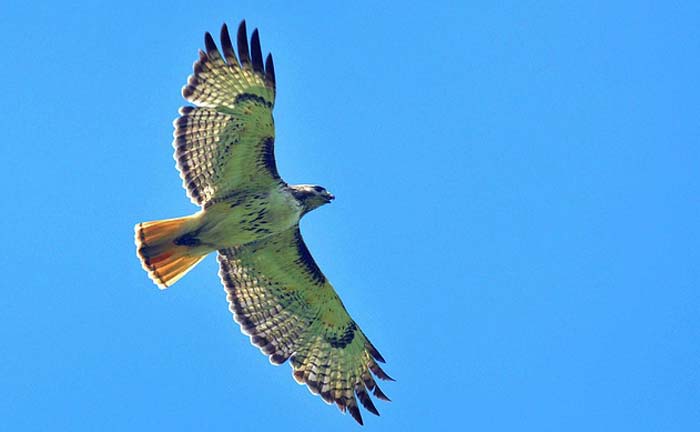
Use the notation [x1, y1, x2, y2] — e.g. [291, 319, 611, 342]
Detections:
[198, 188, 302, 248]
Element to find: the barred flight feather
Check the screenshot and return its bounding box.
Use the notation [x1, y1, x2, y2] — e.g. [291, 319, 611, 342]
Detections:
[172, 107, 232, 204]
[172, 101, 277, 206]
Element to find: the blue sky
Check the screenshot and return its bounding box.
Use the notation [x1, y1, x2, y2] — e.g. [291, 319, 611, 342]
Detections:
[1, 1, 698, 430]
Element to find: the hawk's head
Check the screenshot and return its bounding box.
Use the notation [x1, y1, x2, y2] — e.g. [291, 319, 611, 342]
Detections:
[289, 184, 335, 214]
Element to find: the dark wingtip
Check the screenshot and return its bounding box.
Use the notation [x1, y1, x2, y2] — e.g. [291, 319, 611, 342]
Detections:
[265, 53, 276, 87]
[237, 20, 250, 66]
[356, 387, 380, 416]
[383, 371, 396, 382]
[366, 341, 386, 363]
[369, 361, 394, 381]
[348, 404, 364, 425]
[250, 29, 264, 73]
[372, 384, 391, 402]
[204, 31, 217, 55]
[220, 23, 238, 66]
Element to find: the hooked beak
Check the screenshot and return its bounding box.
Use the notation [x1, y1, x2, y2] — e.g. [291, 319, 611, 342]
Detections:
[327, 193, 335, 202]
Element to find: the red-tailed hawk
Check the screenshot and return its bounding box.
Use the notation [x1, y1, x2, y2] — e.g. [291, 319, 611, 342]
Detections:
[134, 21, 392, 425]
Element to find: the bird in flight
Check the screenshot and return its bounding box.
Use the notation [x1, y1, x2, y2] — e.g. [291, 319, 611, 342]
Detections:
[134, 21, 392, 425]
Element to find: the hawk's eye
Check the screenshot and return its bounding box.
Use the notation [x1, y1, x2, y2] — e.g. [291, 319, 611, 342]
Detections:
[313, 186, 323, 192]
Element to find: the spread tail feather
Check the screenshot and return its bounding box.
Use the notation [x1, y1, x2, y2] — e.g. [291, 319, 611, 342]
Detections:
[134, 215, 206, 289]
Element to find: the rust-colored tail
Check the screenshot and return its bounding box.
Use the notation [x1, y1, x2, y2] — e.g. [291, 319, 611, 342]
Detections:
[134, 215, 205, 289]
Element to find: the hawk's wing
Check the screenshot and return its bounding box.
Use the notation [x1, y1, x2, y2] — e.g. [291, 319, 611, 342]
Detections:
[173, 21, 280, 207]
[218, 226, 393, 425]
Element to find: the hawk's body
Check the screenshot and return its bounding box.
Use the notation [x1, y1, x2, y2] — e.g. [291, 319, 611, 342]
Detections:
[170, 185, 303, 252]
[134, 21, 392, 425]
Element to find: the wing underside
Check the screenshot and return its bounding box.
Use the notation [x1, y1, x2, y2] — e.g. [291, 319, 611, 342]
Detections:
[173, 22, 280, 207]
[217, 226, 393, 425]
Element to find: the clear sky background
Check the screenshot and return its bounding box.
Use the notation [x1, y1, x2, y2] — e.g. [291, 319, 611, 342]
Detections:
[1, 1, 698, 430]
